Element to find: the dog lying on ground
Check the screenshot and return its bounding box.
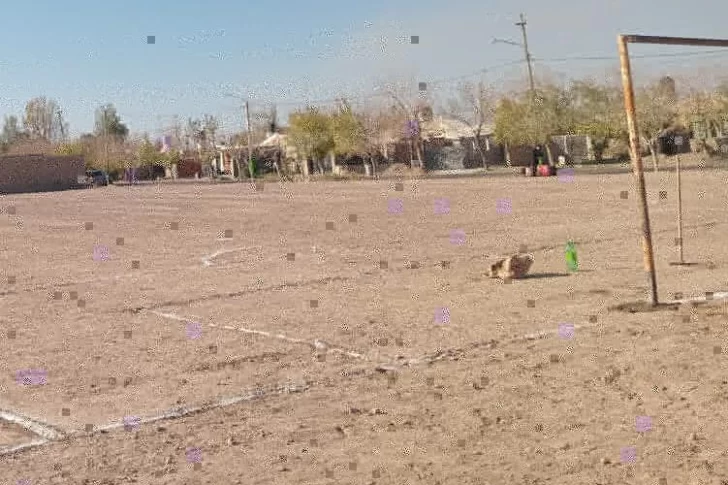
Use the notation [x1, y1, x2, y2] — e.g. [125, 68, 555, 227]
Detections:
[488, 253, 534, 280]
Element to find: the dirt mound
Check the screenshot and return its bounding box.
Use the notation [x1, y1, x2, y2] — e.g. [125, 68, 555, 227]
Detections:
[380, 163, 425, 178]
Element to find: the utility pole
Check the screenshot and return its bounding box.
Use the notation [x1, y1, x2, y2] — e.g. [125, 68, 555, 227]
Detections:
[104, 121, 109, 174]
[57, 109, 66, 142]
[515, 13, 535, 93]
[244, 100, 253, 181]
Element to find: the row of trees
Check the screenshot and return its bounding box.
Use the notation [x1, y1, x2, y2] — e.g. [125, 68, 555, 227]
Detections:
[282, 74, 728, 174]
[0, 97, 233, 177]
[3, 73, 727, 176]
[456, 75, 728, 169]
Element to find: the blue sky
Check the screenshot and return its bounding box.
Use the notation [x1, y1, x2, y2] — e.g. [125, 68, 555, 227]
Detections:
[1, 0, 727, 138]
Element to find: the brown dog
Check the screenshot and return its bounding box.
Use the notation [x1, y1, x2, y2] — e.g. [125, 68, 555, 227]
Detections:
[488, 253, 534, 280]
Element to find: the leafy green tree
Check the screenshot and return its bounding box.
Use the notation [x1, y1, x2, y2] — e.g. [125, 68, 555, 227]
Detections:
[94, 104, 129, 140]
[567, 80, 625, 161]
[137, 135, 163, 166]
[330, 100, 366, 158]
[494, 84, 575, 165]
[287, 106, 334, 176]
[493, 96, 532, 157]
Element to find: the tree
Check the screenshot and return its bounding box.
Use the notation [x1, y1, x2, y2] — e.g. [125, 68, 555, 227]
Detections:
[356, 107, 400, 177]
[23, 97, 65, 141]
[657, 76, 677, 105]
[493, 85, 572, 164]
[287, 106, 334, 177]
[493, 96, 532, 162]
[567, 80, 625, 161]
[1, 115, 26, 147]
[635, 81, 679, 171]
[137, 135, 163, 166]
[678, 81, 728, 151]
[446, 81, 498, 169]
[94, 104, 129, 140]
[330, 100, 366, 158]
[186, 118, 207, 158]
[376, 78, 429, 166]
[202, 114, 219, 150]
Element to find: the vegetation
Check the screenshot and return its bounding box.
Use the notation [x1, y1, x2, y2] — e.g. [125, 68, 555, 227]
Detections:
[3, 72, 728, 176]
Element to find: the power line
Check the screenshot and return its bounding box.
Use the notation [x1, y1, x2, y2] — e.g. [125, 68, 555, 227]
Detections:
[534, 48, 728, 63]
[247, 60, 528, 109]
[238, 48, 728, 110]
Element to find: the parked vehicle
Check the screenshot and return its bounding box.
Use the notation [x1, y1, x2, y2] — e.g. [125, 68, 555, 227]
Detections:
[86, 169, 109, 186]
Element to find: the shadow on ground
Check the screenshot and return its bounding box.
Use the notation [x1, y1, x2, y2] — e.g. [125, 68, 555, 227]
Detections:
[522, 272, 571, 279]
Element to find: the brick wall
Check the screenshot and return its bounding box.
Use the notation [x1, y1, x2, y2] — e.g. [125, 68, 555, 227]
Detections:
[0, 155, 85, 194]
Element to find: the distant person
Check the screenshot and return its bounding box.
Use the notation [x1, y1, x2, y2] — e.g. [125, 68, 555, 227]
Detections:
[532, 145, 545, 177]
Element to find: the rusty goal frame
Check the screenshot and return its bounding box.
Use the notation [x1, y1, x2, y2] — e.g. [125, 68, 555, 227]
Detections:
[617, 34, 728, 306]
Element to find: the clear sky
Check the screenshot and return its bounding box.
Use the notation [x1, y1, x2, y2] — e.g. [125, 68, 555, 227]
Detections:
[1, 0, 727, 138]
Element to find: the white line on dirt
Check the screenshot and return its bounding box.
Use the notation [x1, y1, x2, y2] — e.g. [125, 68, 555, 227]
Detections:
[672, 292, 728, 305]
[71, 382, 309, 436]
[0, 408, 65, 455]
[0, 409, 65, 441]
[200, 247, 248, 267]
[148, 310, 368, 360]
[0, 382, 309, 456]
[0, 439, 49, 457]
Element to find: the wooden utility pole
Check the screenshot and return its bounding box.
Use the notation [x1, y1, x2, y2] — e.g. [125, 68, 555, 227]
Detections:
[617, 34, 728, 306]
[515, 13, 535, 93]
[104, 122, 109, 175]
[57, 109, 65, 142]
[244, 101, 253, 180]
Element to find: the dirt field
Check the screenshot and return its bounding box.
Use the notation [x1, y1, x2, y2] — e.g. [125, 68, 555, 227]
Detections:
[2, 166, 728, 484]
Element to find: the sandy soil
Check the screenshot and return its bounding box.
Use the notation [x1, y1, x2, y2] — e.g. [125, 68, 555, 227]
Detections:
[2, 165, 728, 484]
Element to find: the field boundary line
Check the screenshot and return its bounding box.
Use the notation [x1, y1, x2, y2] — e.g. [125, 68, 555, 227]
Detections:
[0, 382, 309, 457]
[80, 381, 309, 436]
[0, 409, 66, 440]
[0, 439, 49, 457]
[148, 309, 371, 360]
[201, 247, 250, 267]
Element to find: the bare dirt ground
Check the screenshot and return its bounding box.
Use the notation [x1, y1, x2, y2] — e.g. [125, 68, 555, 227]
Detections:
[2, 164, 728, 484]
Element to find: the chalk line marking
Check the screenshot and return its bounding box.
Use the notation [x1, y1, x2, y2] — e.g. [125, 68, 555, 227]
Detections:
[0, 409, 66, 441]
[148, 309, 369, 360]
[0, 408, 65, 456]
[671, 291, 728, 305]
[0, 382, 309, 457]
[200, 247, 248, 267]
[0, 439, 49, 456]
[82, 381, 309, 435]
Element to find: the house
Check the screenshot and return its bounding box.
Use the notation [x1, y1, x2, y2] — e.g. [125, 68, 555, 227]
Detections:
[416, 116, 504, 170]
[256, 128, 303, 174]
[211, 144, 245, 177]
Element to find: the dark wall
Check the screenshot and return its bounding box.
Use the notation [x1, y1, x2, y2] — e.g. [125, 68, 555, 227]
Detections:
[0, 154, 85, 194]
[658, 132, 692, 155]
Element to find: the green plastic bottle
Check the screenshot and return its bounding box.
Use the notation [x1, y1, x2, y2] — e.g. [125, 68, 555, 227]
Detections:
[565, 240, 578, 272]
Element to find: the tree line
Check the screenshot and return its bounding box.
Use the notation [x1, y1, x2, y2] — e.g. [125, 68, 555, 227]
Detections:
[2, 73, 727, 177]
